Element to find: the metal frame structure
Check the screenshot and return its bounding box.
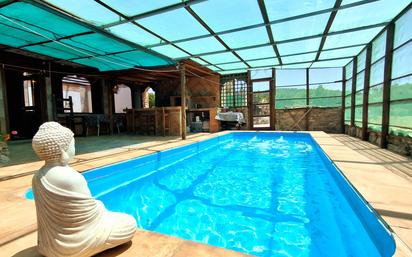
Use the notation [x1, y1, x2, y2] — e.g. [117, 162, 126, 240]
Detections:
[1, 0, 409, 74]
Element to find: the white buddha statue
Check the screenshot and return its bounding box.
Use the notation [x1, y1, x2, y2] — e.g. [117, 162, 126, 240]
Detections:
[32, 122, 136, 257]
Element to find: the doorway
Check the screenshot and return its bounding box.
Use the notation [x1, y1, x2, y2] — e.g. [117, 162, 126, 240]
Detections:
[250, 69, 275, 130]
[6, 71, 44, 139]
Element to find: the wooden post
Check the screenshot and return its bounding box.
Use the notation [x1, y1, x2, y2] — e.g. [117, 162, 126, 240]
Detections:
[247, 70, 253, 130]
[381, 23, 395, 148]
[341, 67, 346, 133]
[305, 68, 310, 131]
[270, 68, 276, 130]
[0, 66, 9, 135]
[44, 76, 54, 121]
[180, 64, 186, 140]
[362, 44, 372, 141]
[162, 107, 166, 137]
[350, 58, 357, 132]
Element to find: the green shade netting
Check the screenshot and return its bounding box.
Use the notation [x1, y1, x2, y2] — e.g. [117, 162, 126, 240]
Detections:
[277, 38, 321, 56]
[370, 59, 385, 86]
[0, 21, 46, 47]
[323, 27, 383, 49]
[217, 62, 248, 70]
[111, 51, 174, 67]
[201, 52, 240, 64]
[0, 2, 89, 39]
[392, 41, 412, 79]
[192, 0, 263, 32]
[219, 27, 269, 49]
[250, 69, 272, 79]
[356, 70, 365, 92]
[107, 23, 164, 47]
[150, 44, 188, 59]
[247, 58, 278, 68]
[62, 33, 133, 55]
[371, 31, 386, 63]
[311, 58, 352, 68]
[276, 69, 306, 86]
[139, 8, 208, 41]
[73, 57, 132, 71]
[331, 0, 410, 32]
[394, 8, 412, 48]
[319, 45, 364, 60]
[175, 37, 226, 55]
[271, 13, 330, 41]
[190, 57, 208, 66]
[310, 68, 342, 84]
[44, 0, 121, 26]
[357, 49, 367, 72]
[345, 61, 353, 79]
[282, 53, 316, 64]
[391, 76, 412, 101]
[390, 102, 412, 129]
[0, 2, 174, 70]
[278, 63, 311, 69]
[369, 84, 383, 104]
[236, 46, 275, 60]
[101, 0, 180, 17]
[0, 0, 410, 72]
[219, 69, 247, 75]
[24, 42, 86, 60]
[368, 104, 382, 131]
[265, 0, 335, 21]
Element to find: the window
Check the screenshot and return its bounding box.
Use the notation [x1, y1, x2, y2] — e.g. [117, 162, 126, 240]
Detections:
[23, 79, 35, 107]
[350, 49, 368, 128]
[114, 84, 132, 113]
[142, 87, 155, 108]
[309, 68, 342, 107]
[389, 9, 412, 137]
[275, 69, 306, 109]
[62, 75, 92, 113]
[220, 73, 247, 108]
[368, 31, 386, 132]
[344, 61, 353, 125]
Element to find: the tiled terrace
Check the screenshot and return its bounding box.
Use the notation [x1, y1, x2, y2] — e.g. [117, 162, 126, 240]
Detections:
[0, 132, 411, 257]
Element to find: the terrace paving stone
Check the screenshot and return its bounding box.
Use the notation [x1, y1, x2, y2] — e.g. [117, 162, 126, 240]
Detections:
[0, 132, 411, 257]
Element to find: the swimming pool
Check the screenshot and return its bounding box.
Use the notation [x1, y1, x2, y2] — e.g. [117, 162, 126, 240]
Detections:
[27, 132, 395, 257]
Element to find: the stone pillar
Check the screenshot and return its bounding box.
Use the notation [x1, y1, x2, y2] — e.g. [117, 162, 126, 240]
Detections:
[0, 67, 9, 134]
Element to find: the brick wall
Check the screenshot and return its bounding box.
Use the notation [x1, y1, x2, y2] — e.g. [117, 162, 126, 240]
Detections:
[275, 107, 342, 133]
[152, 74, 220, 108]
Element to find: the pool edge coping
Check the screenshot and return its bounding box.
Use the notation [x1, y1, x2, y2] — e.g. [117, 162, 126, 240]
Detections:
[0, 131, 411, 257]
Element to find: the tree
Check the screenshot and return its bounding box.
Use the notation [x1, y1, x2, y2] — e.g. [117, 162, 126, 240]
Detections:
[149, 93, 155, 107]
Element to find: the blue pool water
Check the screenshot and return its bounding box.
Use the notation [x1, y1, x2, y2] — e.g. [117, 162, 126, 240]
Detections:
[26, 132, 395, 257]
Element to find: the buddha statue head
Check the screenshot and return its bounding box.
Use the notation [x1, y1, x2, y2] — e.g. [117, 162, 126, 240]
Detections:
[32, 122, 75, 165]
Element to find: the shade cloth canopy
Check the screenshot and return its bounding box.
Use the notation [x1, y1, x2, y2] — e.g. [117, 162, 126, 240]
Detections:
[0, 0, 410, 73]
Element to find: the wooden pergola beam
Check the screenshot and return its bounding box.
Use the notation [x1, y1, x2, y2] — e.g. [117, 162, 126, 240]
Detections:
[362, 43, 372, 140]
[341, 67, 346, 133]
[180, 63, 187, 140]
[350, 57, 357, 130]
[381, 23, 395, 148]
[270, 68, 276, 129]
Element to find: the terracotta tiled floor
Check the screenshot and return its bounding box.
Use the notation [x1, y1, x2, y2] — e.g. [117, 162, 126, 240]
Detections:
[0, 131, 411, 256]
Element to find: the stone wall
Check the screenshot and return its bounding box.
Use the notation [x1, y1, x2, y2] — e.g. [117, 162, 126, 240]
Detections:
[275, 107, 342, 133]
[0, 141, 9, 164]
[345, 126, 412, 156]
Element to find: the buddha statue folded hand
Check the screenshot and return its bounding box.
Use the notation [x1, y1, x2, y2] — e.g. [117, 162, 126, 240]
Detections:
[32, 122, 136, 257]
